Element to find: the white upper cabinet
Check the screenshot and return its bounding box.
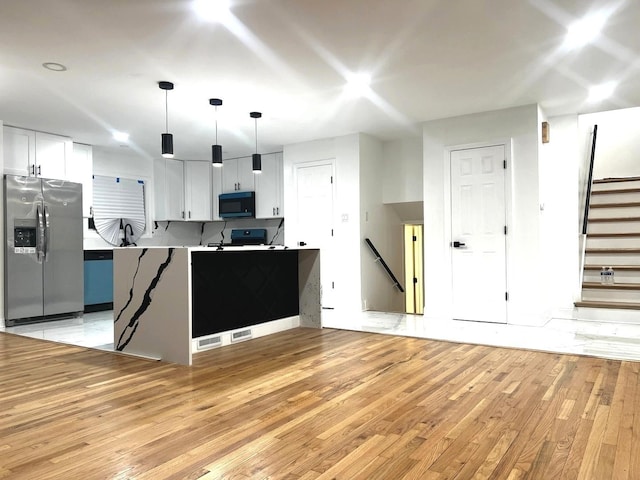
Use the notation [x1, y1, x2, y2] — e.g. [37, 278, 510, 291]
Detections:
[3, 126, 35, 176]
[255, 152, 283, 218]
[3, 126, 72, 180]
[221, 156, 255, 193]
[184, 161, 212, 221]
[36, 131, 71, 179]
[154, 158, 212, 221]
[66, 143, 94, 217]
[211, 164, 223, 221]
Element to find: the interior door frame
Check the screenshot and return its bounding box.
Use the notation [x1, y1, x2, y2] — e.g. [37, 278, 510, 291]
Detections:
[292, 158, 337, 308]
[443, 139, 514, 322]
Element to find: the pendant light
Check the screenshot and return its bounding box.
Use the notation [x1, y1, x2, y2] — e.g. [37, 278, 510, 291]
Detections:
[158, 81, 174, 158]
[250, 111, 262, 173]
[209, 98, 223, 167]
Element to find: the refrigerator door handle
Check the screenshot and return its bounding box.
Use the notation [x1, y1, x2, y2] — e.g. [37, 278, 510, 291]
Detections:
[36, 203, 45, 262]
[44, 205, 51, 261]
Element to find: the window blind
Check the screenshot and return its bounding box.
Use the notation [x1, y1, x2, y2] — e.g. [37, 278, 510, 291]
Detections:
[93, 175, 146, 245]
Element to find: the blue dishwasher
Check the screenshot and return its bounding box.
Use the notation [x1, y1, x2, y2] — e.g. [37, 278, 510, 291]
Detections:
[84, 250, 113, 312]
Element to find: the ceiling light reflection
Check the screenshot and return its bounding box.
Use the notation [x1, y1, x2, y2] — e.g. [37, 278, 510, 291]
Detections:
[344, 72, 372, 98]
[193, 0, 231, 22]
[588, 81, 617, 102]
[113, 131, 130, 142]
[563, 13, 607, 50]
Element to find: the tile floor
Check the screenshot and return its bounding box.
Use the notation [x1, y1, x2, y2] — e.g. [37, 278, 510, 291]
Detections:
[1, 310, 114, 351]
[2, 309, 640, 362]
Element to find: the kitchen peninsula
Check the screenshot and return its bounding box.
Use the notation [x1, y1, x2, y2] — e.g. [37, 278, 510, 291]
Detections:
[113, 246, 321, 365]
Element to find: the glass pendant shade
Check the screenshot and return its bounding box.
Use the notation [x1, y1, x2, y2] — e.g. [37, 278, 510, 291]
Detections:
[212, 144, 223, 167]
[161, 133, 174, 158]
[252, 153, 262, 173]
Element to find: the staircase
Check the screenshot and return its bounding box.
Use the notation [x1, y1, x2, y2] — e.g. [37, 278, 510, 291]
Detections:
[576, 177, 640, 310]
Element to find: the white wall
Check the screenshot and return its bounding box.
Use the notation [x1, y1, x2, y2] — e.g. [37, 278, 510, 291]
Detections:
[0, 120, 4, 324]
[359, 134, 404, 312]
[539, 114, 581, 317]
[382, 137, 423, 204]
[580, 107, 640, 179]
[423, 104, 544, 325]
[283, 134, 362, 312]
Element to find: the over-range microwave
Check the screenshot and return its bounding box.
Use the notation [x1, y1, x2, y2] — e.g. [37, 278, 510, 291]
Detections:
[218, 191, 255, 218]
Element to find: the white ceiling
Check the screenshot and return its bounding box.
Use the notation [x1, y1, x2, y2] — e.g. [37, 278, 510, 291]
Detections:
[1, 0, 639, 161]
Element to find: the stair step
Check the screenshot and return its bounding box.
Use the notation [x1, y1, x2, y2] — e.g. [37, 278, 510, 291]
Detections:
[584, 265, 640, 271]
[588, 216, 640, 223]
[583, 282, 640, 290]
[587, 233, 640, 238]
[590, 202, 640, 209]
[594, 177, 640, 184]
[575, 300, 640, 310]
[592, 188, 640, 195]
[586, 248, 640, 254]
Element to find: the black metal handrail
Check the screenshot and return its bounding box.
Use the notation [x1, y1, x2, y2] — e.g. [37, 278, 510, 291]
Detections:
[582, 125, 598, 234]
[364, 238, 404, 293]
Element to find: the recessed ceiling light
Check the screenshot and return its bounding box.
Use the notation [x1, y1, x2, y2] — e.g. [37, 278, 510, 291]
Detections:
[42, 62, 68, 72]
[193, 0, 231, 22]
[588, 81, 617, 102]
[563, 13, 606, 50]
[113, 131, 130, 142]
[344, 72, 372, 97]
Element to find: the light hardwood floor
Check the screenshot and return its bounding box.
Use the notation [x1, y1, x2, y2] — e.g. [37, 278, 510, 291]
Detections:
[1, 327, 638, 479]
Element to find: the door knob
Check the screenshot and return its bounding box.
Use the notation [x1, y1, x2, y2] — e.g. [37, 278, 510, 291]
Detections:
[452, 241, 466, 248]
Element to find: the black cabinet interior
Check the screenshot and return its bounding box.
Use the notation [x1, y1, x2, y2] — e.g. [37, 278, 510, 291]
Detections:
[191, 250, 299, 338]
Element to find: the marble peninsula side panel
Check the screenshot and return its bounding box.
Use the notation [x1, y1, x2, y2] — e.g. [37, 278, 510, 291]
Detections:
[113, 247, 191, 365]
[298, 249, 322, 328]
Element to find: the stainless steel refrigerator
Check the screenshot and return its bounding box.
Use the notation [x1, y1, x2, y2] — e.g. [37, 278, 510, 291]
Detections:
[4, 175, 84, 326]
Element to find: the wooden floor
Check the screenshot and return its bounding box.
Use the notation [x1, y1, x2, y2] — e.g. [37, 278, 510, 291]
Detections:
[1, 328, 639, 480]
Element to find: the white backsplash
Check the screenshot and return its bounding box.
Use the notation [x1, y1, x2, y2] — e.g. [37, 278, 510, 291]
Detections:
[84, 218, 284, 249]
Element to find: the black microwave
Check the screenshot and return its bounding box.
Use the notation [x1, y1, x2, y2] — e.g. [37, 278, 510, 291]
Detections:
[218, 191, 255, 218]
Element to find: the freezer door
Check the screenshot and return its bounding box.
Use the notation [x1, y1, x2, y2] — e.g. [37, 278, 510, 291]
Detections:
[4, 175, 45, 320]
[42, 179, 84, 316]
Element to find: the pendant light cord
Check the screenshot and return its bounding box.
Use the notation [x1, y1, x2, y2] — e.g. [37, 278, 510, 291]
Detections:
[165, 90, 169, 133]
[215, 106, 218, 144]
[254, 118, 258, 153]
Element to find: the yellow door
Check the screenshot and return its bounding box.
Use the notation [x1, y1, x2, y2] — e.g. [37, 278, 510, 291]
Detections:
[404, 224, 424, 314]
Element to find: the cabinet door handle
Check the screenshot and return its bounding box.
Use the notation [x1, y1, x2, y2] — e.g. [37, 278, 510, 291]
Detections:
[189, 211, 191, 219]
[182, 211, 185, 219]
[31, 164, 35, 176]
[38, 165, 41, 176]
[273, 207, 275, 216]
[237, 182, 240, 190]
[276, 207, 279, 215]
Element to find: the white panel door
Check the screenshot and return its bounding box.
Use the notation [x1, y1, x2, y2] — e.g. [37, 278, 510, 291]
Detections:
[450, 145, 507, 323]
[295, 162, 335, 308]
